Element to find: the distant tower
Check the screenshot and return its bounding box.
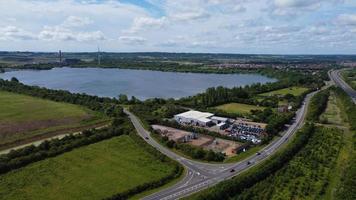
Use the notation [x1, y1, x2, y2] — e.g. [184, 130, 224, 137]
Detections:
[59, 50, 62, 63]
[97, 46, 101, 66]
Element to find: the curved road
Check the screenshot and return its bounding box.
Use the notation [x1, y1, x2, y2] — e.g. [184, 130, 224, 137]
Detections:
[329, 69, 356, 104]
[124, 90, 317, 200]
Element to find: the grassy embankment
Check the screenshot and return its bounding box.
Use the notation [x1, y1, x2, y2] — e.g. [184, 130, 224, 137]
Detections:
[258, 86, 309, 97]
[214, 103, 265, 114]
[0, 135, 177, 200]
[341, 69, 356, 90]
[0, 91, 108, 147]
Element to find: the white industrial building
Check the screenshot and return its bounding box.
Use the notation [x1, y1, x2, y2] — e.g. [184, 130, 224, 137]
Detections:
[174, 110, 214, 126]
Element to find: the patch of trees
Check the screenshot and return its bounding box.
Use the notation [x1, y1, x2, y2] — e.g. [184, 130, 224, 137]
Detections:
[129, 98, 187, 125]
[0, 114, 132, 175]
[306, 89, 330, 121]
[187, 123, 315, 200]
[105, 131, 184, 200]
[333, 87, 356, 130]
[232, 127, 343, 200]
[178, 69, 321, 109]
[334, 87, 356, 200]
[0, 78, 122, 117]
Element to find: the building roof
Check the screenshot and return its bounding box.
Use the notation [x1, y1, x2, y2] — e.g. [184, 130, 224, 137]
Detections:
[175, 110, 214, 120]
[211, 116, 228, 121]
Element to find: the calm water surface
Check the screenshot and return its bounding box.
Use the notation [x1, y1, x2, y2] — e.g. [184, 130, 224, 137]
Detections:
[0, 67, 276, 99]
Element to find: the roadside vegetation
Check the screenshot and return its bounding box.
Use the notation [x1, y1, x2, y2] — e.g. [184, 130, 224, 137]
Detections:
[186, 85, 331, 200]
[0, 90, 107, 148]
[0, 135, 180, 200]
[341, 68, 356, 90]
[0, 80, 184, 199]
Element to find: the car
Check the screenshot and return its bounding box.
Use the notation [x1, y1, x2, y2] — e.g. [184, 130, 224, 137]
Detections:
[256, 152, 261, 155]
[230, 169, 235, 173]
[145, 137, 149, 140]
[247, 161, 251, 165]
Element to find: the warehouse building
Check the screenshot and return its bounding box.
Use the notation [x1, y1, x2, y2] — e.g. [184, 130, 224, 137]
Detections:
[174, 110, 214, 127]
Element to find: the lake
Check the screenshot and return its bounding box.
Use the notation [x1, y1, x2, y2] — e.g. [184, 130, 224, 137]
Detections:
[0, 67, 276, 100]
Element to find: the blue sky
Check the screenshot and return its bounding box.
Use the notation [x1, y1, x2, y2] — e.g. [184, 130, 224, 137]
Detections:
[0, 0, 355, 54]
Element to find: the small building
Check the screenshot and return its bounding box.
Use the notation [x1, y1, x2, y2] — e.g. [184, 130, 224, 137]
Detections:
[278, 105, 289, 113]
[216, 122, 229, 130]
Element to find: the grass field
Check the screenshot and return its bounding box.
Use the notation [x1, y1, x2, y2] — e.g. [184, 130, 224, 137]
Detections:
[214, 102, 265, 114]
[341, 69, 356, 90]
[259, 86, 309, 97]
[319, 92, 343, 125]
[0, 135, 176, 200]
[0, 91, 108, 146]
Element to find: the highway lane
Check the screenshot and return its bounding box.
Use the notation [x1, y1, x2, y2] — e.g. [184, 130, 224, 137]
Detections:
[123, 90, 317, 200]
[329, 69, 356, 104]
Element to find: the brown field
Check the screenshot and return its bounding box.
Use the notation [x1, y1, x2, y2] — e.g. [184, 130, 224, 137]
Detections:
[152, 125, 241, 157]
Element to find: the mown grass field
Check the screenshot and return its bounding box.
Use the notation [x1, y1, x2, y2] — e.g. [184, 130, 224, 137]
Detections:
[0, 91, 108, 146]
[259, 86, 309, 97]
[214, 102, 265, 114]
[0, 135, 176, 200]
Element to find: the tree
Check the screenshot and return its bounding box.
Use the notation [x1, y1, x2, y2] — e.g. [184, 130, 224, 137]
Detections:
[118, 94, 128, 103]
[10, 77, 19, 82]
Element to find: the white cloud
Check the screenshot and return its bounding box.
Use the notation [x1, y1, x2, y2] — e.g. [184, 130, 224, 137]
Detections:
[336, 14, 356, 26]
[170, 11, 210, 21]
[39, 26, 105, 42]
[62, 16, 93, 28]
[0, 26, 36, 41]
[126, 17, 167, 33]
[118, 36, 146, 45]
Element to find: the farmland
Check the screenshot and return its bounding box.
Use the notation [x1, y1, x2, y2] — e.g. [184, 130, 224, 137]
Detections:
[0, 91, 108, 147]
[214, 102, 265, 114]
[259, 86, 309, 97]
[0, 135, 177, 200]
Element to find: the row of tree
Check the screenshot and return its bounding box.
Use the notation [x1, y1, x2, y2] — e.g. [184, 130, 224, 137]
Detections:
[233, 127, 343, 200]
[0, 78, 122, 117]
[0, 115, 132, 175]
[188, 88, 331, 200]
[188, 123, 316, 200]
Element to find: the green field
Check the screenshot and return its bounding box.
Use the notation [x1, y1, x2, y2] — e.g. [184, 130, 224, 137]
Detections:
[341, 69, 356, 90]
[0, 91, 107, 146]
[259, 86, 309, 97]
[0, 135, 176, 200]
[214, 102, 265, 114]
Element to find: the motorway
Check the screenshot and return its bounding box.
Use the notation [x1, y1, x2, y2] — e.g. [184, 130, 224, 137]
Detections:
[123, 90, 317, 200]
[329, 69, 356, 104]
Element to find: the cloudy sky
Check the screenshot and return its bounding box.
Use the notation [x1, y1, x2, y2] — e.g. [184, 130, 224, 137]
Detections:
[0, 0, 355, 54]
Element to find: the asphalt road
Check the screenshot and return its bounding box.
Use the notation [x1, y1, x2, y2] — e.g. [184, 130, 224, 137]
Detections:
[124, 90, 317, 200]
[329, 69, 356, 104]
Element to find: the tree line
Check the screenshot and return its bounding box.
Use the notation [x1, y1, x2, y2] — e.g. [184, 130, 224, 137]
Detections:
[187, 89, 329, 200]
[0, 78, 122, 117]
[104, 131, 184, 200]
[0, 114, 132, 175]
[232, 127, 343, 200]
